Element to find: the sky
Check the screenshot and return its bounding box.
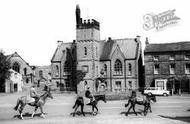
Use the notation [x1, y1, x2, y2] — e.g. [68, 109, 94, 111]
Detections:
[0, 0, 190, 66]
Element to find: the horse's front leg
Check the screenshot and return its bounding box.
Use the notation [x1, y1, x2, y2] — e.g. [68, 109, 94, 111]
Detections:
[126, 104, 133, 116]
[39, 106, 45, 119]
[132, 104, 137, 116]
[19, 103, 26, 120]
[81, 104, 85, 116]
[148, 103, 152, 113]
[73, 104, 79, 117]
[144, 104, 148, 116]
[94, 105, 99, 113]
[32, 106, 38, 118]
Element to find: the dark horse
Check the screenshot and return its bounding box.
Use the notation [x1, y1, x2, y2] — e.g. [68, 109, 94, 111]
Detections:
[125, 94, 156, 116]
[14, 88, 53, 119]
[72, 94, 107, 116]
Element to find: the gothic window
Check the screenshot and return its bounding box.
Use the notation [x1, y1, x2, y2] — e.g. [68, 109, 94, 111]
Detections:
[24, 68, 27, 75]
[56, 65, 59, 76]
[12, 62, 20, 73]
[128, 63, 132, 76]
[104, 64, 107, 72]
[114, 59, 122, 75]
[96, 47, 98, 57]
[84, 47, 87, 55]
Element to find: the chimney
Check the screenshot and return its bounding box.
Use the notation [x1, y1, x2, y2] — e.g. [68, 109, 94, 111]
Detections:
[145, 37, 149, 45]
[136, 35, 141, 40]
[57, 40, 63, 47]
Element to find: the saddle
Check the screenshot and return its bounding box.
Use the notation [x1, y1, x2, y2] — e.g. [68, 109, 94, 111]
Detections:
[136, 97, 144, 102]
[84, 96, 95, 105]
[25, 96, 35, 104]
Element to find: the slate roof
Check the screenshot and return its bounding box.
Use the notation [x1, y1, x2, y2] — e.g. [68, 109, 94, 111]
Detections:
[100, 38, 139, 60]
[144, 41, 190, 53]
[51, 42, 72, 62]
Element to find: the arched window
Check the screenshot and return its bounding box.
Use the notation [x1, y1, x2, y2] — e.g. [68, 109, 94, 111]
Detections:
[12, 62, 20, 73]
[84, 47, 87, 55]
[56, 65, 59, 76]
[24, 68, 27, 75]
[104, 64, 107, 72]
[114, 59, 122, 75]
[128, 63, 132, 75]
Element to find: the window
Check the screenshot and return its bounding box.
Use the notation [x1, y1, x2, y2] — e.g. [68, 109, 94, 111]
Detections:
[12, 62, 20, 73]
[104, 64, 107, 72]
[114, 59, 122, 75]
[26, 78, 29, 84]
[169, 55, 175, 60]
[39, 70, 43, 78]
[96, 47, 98, 57]
[104, 64, 107, 76]
[115, 81, 121, 91]
[56, 81, 60, 87]
[128, 63, 132, 76]
[185, 63, 190, 74]
[185, 55, 190, 60]
[84, 47, 87, 55]
[170, 64, 175, 74]
[154, 64, 159, 74]
[24, 68, 27, 75]
[96, 66, 98, 76]
[56, 65, 59, 76]
[153, 56, 159, 61]
[82, 65, 88, 73]
[128, 81, 132, 89]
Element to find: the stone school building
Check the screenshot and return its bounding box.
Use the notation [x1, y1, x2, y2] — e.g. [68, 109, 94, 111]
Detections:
[51, 5, 143, 93]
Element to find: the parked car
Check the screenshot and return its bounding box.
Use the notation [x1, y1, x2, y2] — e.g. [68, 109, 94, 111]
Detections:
[144, 87, 170, 96]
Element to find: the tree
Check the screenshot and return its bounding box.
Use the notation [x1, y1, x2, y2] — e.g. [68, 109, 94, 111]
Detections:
[74, 70, 86, 93]
[0, 51, 11, 92]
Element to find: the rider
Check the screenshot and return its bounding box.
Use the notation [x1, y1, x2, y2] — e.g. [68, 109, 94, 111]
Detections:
[30, 84, 40, 105]
[85, 87, 94, 105]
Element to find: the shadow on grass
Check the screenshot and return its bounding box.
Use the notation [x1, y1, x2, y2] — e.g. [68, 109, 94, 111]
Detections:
[120, 111, 143, 116]
[159, 115, 190, 123]
[13, 112, 47, 119]
[70, 111, 97, 117]
[187, 108, 190, 112]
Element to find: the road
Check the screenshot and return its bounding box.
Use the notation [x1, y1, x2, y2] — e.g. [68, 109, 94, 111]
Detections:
[0, 93, 190, 124]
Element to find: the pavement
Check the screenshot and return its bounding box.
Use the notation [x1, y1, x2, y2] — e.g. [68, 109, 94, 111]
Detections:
[0, 92, 190, 124]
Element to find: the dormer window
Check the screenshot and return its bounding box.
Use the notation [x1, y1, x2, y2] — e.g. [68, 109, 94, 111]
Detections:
[153, 56, 159, 61]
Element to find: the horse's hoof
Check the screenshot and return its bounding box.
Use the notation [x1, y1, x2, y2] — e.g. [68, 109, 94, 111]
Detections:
[40, 114, 46, 119]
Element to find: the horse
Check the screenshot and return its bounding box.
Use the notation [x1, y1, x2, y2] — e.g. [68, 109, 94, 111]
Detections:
[72, 94, 107, 116]
[125, 94, 156, 116]
[14, 88, 53, 120]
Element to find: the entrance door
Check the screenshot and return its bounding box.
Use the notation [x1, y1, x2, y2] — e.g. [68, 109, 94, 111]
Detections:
[14, 84, 17, 92]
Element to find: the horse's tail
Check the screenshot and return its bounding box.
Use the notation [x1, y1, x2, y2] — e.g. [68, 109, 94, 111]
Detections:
[14, 98, 21, 111]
